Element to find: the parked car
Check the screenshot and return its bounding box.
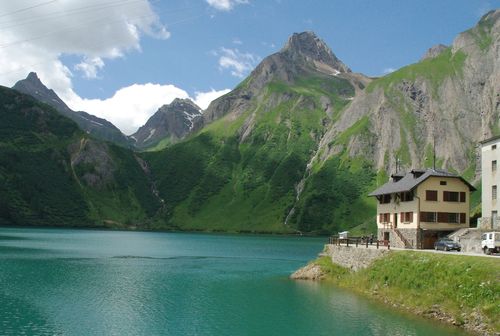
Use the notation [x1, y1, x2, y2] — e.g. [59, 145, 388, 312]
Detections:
[481, 232, 500, 255]
[434, 238, 461, 251]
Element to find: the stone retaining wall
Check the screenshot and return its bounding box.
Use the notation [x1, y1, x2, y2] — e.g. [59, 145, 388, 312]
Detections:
[323, 244, 391, 271]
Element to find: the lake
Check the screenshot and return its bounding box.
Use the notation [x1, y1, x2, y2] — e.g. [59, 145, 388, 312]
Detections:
[0, 227, 466, 335]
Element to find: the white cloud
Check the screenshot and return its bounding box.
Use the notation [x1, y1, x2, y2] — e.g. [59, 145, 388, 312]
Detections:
[0, 1, 231, 136]
[206, 0, 249, 11]
[194, 89, 231, 110]
[67, 83, 190, 135]
[65, 85, 231, 135]
[0, 0, 169, 100]
[75, 57, 104, 79]
[217, 47, 259, 78]
[383, 67, 396, 75]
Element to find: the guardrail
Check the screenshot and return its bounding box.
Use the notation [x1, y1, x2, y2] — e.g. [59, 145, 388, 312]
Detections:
[328, 236, 390, 250]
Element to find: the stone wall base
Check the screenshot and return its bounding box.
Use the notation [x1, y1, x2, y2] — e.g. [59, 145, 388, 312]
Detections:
[323, 244, 390, 271]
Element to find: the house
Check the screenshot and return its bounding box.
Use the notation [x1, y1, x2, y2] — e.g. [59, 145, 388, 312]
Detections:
[479, 135, 500, 230]
[369, 168, 475, 249]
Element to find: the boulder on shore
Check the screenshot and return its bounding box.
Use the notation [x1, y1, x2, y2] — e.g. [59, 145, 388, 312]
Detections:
[290, 263, 325, 280]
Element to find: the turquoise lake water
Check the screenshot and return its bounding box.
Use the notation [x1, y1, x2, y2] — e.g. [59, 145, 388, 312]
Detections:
[0, 227, 467, 335]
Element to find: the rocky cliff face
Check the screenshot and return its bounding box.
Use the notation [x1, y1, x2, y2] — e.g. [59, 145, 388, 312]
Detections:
[13, 72, 132, 148]
[317, 9, 500, 178]
[130, 98, 202, 150]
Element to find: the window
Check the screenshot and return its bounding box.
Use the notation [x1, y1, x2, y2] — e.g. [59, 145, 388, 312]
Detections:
[493, 211, 498, 219]
[379, 213, 390, 223]
[493, 144, 497, 150]
[400, 212, 413, 223]
[493, 160, 497, 173]
[379, 194, 391, 204]
[426, 190, 438, 201]
[448, 213, 459, 223]
[440, 181, 447, 186]
[493, 185, 497, 200]
[400, 191, 414, 202]
[438, 212, 448, 222]
[443, 191, 459, 202]
[428, 212, 465, 223]
[421, 211, 437, 222]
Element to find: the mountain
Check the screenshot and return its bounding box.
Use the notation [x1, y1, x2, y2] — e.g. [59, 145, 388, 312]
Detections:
[12, 72, 132, 148]
[203, 31, 368, 124]
[146, 12, 500, 234]
[2, 12, 498, 234]
[315, 9, 500, 181]
[0, 85, 161, 227]
[144, 31, 376, 234]
[130, 98, 203, 150]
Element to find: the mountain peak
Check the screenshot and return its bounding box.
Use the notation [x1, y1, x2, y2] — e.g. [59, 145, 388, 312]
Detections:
[131, 97, 203, 149]
[26, 71, 41, 82]
[281, 31, 351, 74]
[170, 98, 201, 111]
[13, 72, 60, 102]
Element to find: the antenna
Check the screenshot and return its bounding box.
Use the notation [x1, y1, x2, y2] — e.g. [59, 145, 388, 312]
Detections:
[433, 135, 436, 170]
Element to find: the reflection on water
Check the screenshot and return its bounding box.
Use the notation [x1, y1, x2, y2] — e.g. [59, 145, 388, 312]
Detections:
[0, 227, 466, 336]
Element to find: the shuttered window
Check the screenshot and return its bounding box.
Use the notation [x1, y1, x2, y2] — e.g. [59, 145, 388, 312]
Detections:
[493, 186, 497, 200]
[421, 212, 437, 222]
[438, 212, 448, 222]
[401, 212, 413, 222]
[379, 194, 391, 204]
[400, 192, 413, 202]
[379, 213, 390, 223]
[443, 191, 459, 202]
[426, 190, 438, 201]
[448, 213, 459, 223]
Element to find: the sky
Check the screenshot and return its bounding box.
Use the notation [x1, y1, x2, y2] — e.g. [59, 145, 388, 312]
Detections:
[0, 0, 498, 135]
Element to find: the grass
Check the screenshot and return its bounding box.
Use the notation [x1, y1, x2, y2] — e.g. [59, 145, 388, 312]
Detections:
[312, 252, 500, 333]
[143, 72, 374, 234]
[334, 116, 370, 145]
[367, 48, 467, 96]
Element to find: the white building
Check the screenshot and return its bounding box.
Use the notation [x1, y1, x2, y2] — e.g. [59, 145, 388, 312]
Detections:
[480, 135, 500, 230]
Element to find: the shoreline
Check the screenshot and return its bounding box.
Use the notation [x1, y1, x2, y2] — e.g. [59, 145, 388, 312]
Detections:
[291, 252, 499, 336]
[0, 223, 328, 237]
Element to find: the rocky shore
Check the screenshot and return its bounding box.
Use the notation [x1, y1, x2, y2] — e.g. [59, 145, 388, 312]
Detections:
[290, 262, 326, 280]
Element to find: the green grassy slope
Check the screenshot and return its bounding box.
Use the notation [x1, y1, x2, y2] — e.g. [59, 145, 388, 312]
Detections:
[0, 86, 89, 226]
[367, 48, 466, 95]
[0, 87, 159, 228]
[146, 74, 378, 233]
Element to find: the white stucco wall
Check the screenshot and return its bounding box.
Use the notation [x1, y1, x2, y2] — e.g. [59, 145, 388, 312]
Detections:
[481, 138, 500, 222]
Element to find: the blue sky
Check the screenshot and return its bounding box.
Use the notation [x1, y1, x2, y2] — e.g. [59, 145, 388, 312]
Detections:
[0, 0, 498, 134]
